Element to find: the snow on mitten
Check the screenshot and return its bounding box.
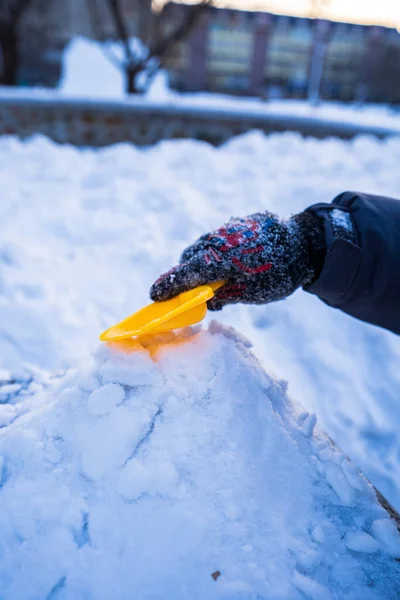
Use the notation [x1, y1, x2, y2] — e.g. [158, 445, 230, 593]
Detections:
[150, 210, 327, 310]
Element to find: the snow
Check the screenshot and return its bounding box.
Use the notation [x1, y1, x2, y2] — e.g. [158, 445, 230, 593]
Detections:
[330, 208, 353, 232]
[371, 519, 400, 558]
[58, 37, 125, 99]
[2, 131, 400, 519]
[1, 105, 400, 593]
[300, 412, 317, 437]
[87, 382, 124, 416]
[0, 324, 400, 599]
[344, 531, 381, 554]
[58, 36, 152, 98]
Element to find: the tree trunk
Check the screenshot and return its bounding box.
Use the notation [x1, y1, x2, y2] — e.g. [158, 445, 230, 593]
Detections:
[126, 66, 142, 94]
[0, 25, 19, 86]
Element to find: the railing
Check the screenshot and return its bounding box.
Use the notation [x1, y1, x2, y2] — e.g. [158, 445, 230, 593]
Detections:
[0, 91, 398, 146]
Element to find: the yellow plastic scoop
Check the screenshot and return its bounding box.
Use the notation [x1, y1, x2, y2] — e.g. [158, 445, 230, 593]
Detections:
[100, 281, 225, 342]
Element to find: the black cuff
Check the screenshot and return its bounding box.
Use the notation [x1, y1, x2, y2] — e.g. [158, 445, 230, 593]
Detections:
[304, 203, 362, 305]
[292, 210, 327, 286]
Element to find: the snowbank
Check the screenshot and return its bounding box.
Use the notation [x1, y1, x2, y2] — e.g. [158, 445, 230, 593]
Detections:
[58, 36, 156, 99]
[58, 36, 169, 100]
[0, 324, 399, 599]
[58, 37, 125, 99]
[1, 132, 400, 515]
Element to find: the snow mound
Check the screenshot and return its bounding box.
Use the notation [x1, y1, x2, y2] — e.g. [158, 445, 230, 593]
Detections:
[59, 37, 125, 99]
[58, 36, 151, 99]
[0, 324, 399, 599]
[2, 133, 400, 513]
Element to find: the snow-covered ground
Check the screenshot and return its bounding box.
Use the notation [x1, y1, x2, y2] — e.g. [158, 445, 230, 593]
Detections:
[1, 130, 400, 597]
[2, 131, 400, 514]
[1, 324, 400, 599]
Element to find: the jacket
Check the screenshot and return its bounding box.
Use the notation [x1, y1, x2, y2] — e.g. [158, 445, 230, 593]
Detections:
[306, 192, 400, 335]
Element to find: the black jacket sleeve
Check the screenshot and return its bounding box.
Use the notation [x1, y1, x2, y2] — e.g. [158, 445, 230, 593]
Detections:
[304, 192, 400, 335]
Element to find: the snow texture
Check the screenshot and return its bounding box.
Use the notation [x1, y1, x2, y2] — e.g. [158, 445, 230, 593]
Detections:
[0, 324, 399, 599]
[58, 36, 153, 98]
[1, 132, 400, 517]
[330, 209, 353, 234]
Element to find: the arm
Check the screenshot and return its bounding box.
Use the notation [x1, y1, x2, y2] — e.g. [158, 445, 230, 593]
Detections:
[150, 192, 400, 335]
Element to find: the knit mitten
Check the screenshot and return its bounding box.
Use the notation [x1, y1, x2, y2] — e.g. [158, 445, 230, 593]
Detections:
[150, 210, 327, 310]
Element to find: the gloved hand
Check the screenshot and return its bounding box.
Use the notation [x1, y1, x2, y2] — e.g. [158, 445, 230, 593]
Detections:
[150, 210, 326, 311]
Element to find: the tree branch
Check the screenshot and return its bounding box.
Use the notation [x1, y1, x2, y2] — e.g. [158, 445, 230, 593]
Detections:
[87, 0, 211, 93]
[85, 0, 108, 42]
[147, 1, 209, 62]
[0, 0, 33, 25]
[11, 0, 31, 21]
[85, 0, 124, 68]
[107, 0, 134, 66]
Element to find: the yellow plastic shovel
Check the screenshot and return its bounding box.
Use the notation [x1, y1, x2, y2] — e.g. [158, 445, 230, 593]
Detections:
[100, 281, 225, 342]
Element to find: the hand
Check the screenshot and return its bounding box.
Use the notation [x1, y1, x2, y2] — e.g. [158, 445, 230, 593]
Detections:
[150, 210, 325, 311]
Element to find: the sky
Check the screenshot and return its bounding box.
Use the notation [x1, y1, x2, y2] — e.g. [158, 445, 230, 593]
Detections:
[187, 0, 400, 28]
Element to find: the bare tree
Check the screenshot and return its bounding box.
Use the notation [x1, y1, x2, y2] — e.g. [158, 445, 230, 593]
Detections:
[86, 0, 210, 94]
[0, 0, 33, 84]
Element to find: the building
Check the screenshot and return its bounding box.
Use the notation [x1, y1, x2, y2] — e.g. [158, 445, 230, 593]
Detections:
[163, 4, 400, 104]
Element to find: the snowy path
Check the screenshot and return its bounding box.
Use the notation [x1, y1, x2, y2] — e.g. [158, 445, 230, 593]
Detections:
[0, 325, 400, 599]
[1, 131, 400, 519]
